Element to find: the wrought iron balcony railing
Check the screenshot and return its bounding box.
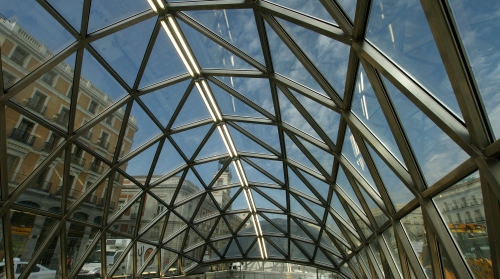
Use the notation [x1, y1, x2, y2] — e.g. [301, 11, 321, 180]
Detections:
[9, 128, 36, 146]
[25, 98, 47, 115]
[53, 113, 69, 126]
[90, 162, 104, 174]
[70, 155, 86, 167]
[97, 138, 110, 150]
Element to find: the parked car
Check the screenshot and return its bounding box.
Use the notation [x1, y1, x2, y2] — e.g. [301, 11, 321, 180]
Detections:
[0, 261, 57, 279]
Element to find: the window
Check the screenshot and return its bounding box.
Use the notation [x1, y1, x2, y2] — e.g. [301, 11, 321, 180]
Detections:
[10, 119, 36, 146]
[2, 70, 16, 89]
[118, 200, 126, 210]
[461, 197, 467, 207]
[10, 46, 29, 66]
[443, 202, 449, 211]
[98, 131, 110, 150]
[26, 91, 47, 115]
[88, 100, 98, 114]
[471, 195, 477, 205]
[456, 213, 462, 223]
[157, 203, 165, 215]
[474, 210, 483, 221]
[43, 133, 60, 152]
[54, 107, 70, 126]
[41, 70, 57, 85]
[105, 115, 113, 125]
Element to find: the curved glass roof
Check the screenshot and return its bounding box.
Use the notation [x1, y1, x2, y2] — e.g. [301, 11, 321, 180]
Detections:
[1, 0, 499, 278]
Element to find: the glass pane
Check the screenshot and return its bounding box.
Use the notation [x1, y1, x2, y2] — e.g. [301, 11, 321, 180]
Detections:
[384, 76, 469, 187]
[447, 0, 500, 139]
[88, 0, 149, 33]
[383, 227, 402, 276]
[270, 0, 337, 24]
[433, 171, 493, 279]
[400, 207, 432, 278]
[367, 0, 462, 118]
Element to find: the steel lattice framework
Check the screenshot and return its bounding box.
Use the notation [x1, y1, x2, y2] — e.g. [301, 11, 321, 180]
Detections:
[1, 0, 500, 279]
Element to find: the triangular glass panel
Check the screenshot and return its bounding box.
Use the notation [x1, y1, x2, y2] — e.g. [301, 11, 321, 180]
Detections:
[90, 17, 155, 87]
[182, 256, 197, 272]
[178, 20, 258, 70]
[234, 122, 281, 152]
[123, 141, 159, 178]
[297, 136, 334, 174]
[107, 194, 143, 236]
[172, 86, 212, 128]
[298, 196, 325, 221]
[237, 236, 255, 254]
[224, 214, 245, 234]
[165, 264, 180, 277]
[228, 125, 273, 155]
[47, 0, 84, 32]
[344, 228, 361, 248]
[171, 124, 212, 160]
[194, 129, 229, 160]
[359, 248, 373, 278]
[151, 140, 186, 180]
[335, 165, 363, 208]
[437, 240, 459, 278]
[140, 31, 188, 88]
[194, 194, 219, 222]
[289, 167, 317, 199]
[325, 213, 346, 242]
[211, 217, 232, 239]
[87, 0, 149, 32]
[298, 169, 330, 200]
[184, 9, 265, 64]
[265, 22, 325, 95]
[326, 250, 342, 266]
[367, 0, 462, 117]
[124, 101, 162, 156]
[279, 88, 323, 140]
[175, 169, 205, 203]
[381, 227, 402, 274]
[290, 241, 309, 260]
[330, 192, 350, 222]
[133, 191, 162, 229]
[107, 240, 133, 278]
[173, 196, 202, 222]
[290, 89, 341, 144]
[261, 213, 287, 234]
[227, 189, 249, 212]
[320, 231, 338, 253]
[217, 77, 275, 115]
[10, 54, 77, 131]
[139, 215, 166, 243]
[247, 241, 262, 258]
[69, 177, 111, 218]
[400, 207, 431, 276]
[184, 228, 204, 251]
[366, 144, 414, 209]
[337, 0, 356, 21]
[247, 158, 284, 183]
[76, 50, 128, 129]
[9, 138, 63, 201]
[315, 248, 334, 266]
[259, 216, 284, 235]
[278, 19, 349, 97]
[203, 245, 216, 261]
[1, 0, 74, 77]
[257, 187, 287, 210]
[241, 161, 278, 185]
[351, 63, 405, 163]
[290, 218, 312, 241]
[290, 195, 315, 221]
[251, 189, 280, 211]
[341, 126, 378, 191]
[284, 133, 321, 174]
[163, 213, 187, 242]
[270, 0, 337, 24]
[160, 248, 178, 273]
[267, 237, 288, 255]
[136, 240, 159, 276]
[185, 245, 205, 262]
[225, 239, 241, 258]
[302, 220, 321, 241]
[210, 80, 268, 119]
[383, 76, 469, 187]
[211, 239, 230, 255]
[165, 230, 186, 252]
[358, 182, 389, 227]
[139, 80, 190, 127]
[194, 217, 217, 239]
[345, 205, 372, 240]
[193, 159, 233, 188]
[238, 215, 258, 235]
[265, 239, 285, 258]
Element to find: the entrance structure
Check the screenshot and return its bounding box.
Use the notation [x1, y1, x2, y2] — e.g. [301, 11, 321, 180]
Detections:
[1, 0, 499, 278]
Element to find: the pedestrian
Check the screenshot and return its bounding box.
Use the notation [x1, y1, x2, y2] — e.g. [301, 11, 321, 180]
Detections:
[66, 255, 73, 272]
[13, 254, 21, 262]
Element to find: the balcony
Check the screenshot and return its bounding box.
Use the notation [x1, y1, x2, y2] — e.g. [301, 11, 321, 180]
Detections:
[25, 98, 47, 115]
[90, 162, 104, 174]
[53, 113, 69, 127]
[9, 128, 36, 146]
[70, 155, 86, 167]
[42, 141, 57, 153]
[97, 138, 109, 150]
[29, 180, 52, 192]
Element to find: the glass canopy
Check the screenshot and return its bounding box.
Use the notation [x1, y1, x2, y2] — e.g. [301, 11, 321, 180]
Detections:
[1, 0, 499, 278]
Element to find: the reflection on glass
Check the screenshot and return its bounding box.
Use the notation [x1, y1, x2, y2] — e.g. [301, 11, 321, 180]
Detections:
[433, 171, 493, 278]
[382, 227, 402, 276]
[367, 0, 462, 118]
[400, 207, 432, 278]
[447, 0, 500, 139]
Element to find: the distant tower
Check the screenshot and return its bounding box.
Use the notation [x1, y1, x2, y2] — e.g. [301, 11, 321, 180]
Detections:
[212, 159, 232, 208]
